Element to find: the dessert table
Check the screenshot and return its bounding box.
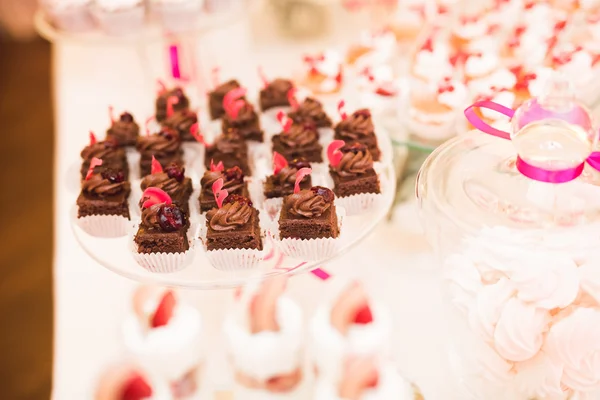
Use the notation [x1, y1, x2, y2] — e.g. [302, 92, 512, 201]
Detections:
[51, 20, 457, 400]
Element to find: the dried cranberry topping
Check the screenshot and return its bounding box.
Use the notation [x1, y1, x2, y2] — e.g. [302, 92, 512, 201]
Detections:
[289, 158, 311, 170]
[165, 163, 185, 182]
[101, 168, 125, 183]
[303, 122, 317, 131]
[223, 194, 253, 207]
[341, 143, 367, 154]
[224, 166, 244, 183]
[158, 127, 177, 140]
[311, 186, 334, 203]
[119, 112, 134, 123]
[353, 109, 371, 119]
[158, 204, 185, 232]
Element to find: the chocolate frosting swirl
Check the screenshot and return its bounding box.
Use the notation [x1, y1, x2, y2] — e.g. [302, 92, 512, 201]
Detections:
[141, 204, 163, 229]
[285, 189, 331, 218]
[280, 123, 318, 147]
[206, 201, 253, 231]
[335, 149, 374, 177]
[336, 109, 374, 139]
[273, 166, 300, 186]
[201, 170, 244, 193]
[136, 131, 180, 156]
[213, 131, 246, 155]
[141, 173, 186, 198]
[80, 141, 120, 161]
[164, 110, 197, 134]
[82, 173, 130, 196]
[289, 97, 331, 126]
[107, 120, 139, 143]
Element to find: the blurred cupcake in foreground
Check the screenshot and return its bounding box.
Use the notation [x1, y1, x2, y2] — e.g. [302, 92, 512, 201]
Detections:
[224, 277, 305, 399]
[301, 51, 343, 95]
[92, 0, 145, 36]
[95, 361, 172, 400]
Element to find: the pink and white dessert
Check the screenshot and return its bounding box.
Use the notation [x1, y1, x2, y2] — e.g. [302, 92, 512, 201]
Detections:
[92, 0, 146, 36]
[123, 286, 203, 399]
[42, 0, 95, 32]
[464, 50, 502, 91]
[223, 277, 305, 398]
[407, 76, 468, 142]
[301, 51, 344, 95]
[314, 357, 417, 400]
[451, 13, 490, 50]
[356, 65, 400, 115]
[346, 29, 397, 66]
[310, 279, 392, 382]
[550, 45, 600, 100]
[410, 36, 453, 84]
[95, 362, 172, 400]
[387, 0, 428, 44]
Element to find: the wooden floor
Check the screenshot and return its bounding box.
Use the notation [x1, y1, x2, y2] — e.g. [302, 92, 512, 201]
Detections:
[0, 38, 54, 399]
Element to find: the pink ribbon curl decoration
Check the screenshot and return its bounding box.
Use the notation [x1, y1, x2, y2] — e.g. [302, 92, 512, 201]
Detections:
[464, 100, 600, 184]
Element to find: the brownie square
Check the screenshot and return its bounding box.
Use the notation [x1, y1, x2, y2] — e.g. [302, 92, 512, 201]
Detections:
[259, 78, 293, 111]
[206, 208, 263, 251]
[333, 133, 381, 161]
[208, 80, 241, 120]
[288, 98, 333, 128]
[222, 104, 264, 142]
[330, 168, 380, 198]
[279, 204, 339, 240]
[139, 152, 184, 177]
[263, 175, 312, 199]
[76, 191, 130, 219]
[134, 227, 189, 254]
[204, 147, 251, 175]
[156, 88, 189, 122]
[199, 184, 249, 213]
[272, 135, 323, 163]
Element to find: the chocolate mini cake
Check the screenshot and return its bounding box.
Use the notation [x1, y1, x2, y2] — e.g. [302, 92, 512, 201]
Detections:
[156, 87, 190, 123]
[330, 143, 380, 197]
[80, 138, 128, 179]
[77, 167, 131, 219]
[259, 78, 294, 111]
[199, 166, 249, 212]
[222, 101, 264, 142]
[279, 186, 339, 240]
[162, 109, 198, 142]
[204, 129, 251, 175]
[106, 112, 140, 147]
[136, 127, 183, 177]
[264, 158, 312, 199]
[205, 195, 262, 251]
[288, 97, 332, 128]
[334, 109, 381, 161]
[134, 203, 189, 254]
[208, 79, 242, 120]
[272, 122, 323, 163]
[140, 163, 193, 214]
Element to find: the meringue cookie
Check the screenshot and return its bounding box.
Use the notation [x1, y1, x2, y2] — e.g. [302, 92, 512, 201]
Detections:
[468, 278, 514, 343]
[513, 351, 565, 400]
[444, 253, 483, 316]
[578, 260, 600, 305]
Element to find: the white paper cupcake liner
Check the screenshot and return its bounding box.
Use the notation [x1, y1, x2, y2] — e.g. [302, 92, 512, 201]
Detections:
[130, 229, 195, 273]
[77, 214, 131, 238]
[93, 5, 145, 36]
[233, 383, 305, 400]
[335, 192, 382, 215]
[263, 197, 283, 220]
[206, 248, 263, 271]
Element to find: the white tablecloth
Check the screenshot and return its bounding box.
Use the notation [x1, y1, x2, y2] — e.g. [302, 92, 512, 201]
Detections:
[51, 21, 456, 400]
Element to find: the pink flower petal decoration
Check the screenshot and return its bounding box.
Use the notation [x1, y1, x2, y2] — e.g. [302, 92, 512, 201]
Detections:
[108, 105, 115, 124]
[328, 140, 345, 167]
[211, 66, 220, 89]
[151, 156, 163, 175]
[89, 131, 97, 146]
[229, 99, 245, 120]
[223, 87, 247, 113]
[273, 151, 288, 175]
[121, 373, 153, 400]
[294, 167, 312, 193]
[210, 159, 224, 172]
[287, 88, 299, 110]
[166, 96, 179, 118]
[145, 116, 155, 136]
[338, 100, 348, 120]
[151, 290, 176, 328]
[85, 157, 103, 181]
[212, 178, 228, 209]
[277, 110, 292, 133]
[156, 79, 167, 94]
[258, 66, 269, 88]
[141, 187, 172, 209]
[190, 123, 206, 145]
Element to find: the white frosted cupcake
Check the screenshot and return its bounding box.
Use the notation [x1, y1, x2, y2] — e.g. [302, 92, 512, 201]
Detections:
[356, 65, 400, 115]
[310, 278, 392, 382]
[301, 51, 344, 95]
[224, 277, 305, 399]
[410, 37, 453, 85]
[346, 29, 397, 66]
[468, 67, 517, 99]
[314, 358, 418, 400]
[387, 0, 427, 44]
[123, 286, 203, 399]
[451, 13, 490, 50]
[150, 0, 204, 32]
[42, 0, 95, 32]
[407, 76, 468, 142]
[472, 88, 516, 126]
[464, 50, 501, 91]
[95, 361, 172, 400]
[93, 0, 145, 36]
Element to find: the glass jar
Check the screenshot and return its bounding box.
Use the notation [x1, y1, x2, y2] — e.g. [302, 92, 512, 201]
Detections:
[416, 80, 600, 399]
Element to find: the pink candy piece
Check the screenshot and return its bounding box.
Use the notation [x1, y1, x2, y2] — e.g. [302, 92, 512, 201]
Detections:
[151, 290, 176, 328]
[228, 100, 245, 120]
[287, 88, 299, 110]
[89, 131, 97, 146]
[294, 167, 312, 194]
[273, 151, 288, 175]
[141, 187, 172, 209]
[277, 110, 292, 133]
[190, 123, 205, 145]
[144, 116, 155, 136]
[223, 87, 247, 112]
[121, 373, 153, 400]
[85, 157, 103, 181]
[166, 96, 179, 118]
[151, 156, 163, 175]
[212, 178, 228, 209]
[328, 140, 345, 167]
[338, 100, 348, 120]
[210, 159, 224, 172]
[157, 79, 167, 95]
[258, 66, 269, 88]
